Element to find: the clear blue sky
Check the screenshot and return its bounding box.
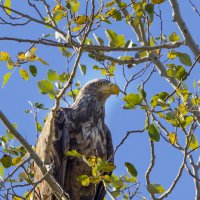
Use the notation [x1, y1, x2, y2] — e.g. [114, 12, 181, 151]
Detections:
[0, 0, 200, 199]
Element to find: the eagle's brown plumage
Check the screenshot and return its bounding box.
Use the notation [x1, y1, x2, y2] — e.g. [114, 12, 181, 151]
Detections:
[34, 79, 119, 200]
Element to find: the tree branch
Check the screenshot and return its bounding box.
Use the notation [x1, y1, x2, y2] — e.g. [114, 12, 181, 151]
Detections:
[0, 110, 69, 200]
[169, 0, 200, 58]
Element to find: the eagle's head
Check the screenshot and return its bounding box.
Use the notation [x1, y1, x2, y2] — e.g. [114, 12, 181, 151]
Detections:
[75, 79, 120, 103]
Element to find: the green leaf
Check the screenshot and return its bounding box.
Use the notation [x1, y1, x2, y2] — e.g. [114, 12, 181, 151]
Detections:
[125, 162, 137, 177]
[112, 179, 123, 189]
[4, 0, 11, 15]
[148, 123, 160, 142]
[67, 0, 80, 13]
[105, 29, 125, 47]
[150, 92, 169, 108]
[12, 156, 22, 166]
[100, 162, 116, 173]
[118, 56, 133, 60]
[79, 64, 87, 75]
[188, 134, 199, 150]
[0, 154, 12, 168]
[77, 175, 90, 186]
[19, 68, 30, 80]
[105, 0, 115, 7]
[37, 80, 54, 94]
[145, 3, 154, 15]
[123, 93, 143, 109]
[0, 165, 4, 179]
[37, 122, 43, 132]
[29, 65, 37, 77]
[177, 53, 192, 66]
[2, 72, 11, 87]
[47, 69, 58, 81]
[37, 57, 49, 65]
[175, 65, 187, 80]
[72, 25, 82, 32]
[65, 150, 82, 158]
[147, 183, 166, 194]
[168, 32, 180, 42]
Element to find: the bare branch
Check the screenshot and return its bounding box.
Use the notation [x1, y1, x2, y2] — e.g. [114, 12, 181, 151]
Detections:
[169, 0, 200, 58]
[0, 111, 69, 200]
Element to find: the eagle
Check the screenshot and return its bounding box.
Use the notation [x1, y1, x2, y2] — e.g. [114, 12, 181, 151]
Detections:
[34, 79, 119, 200]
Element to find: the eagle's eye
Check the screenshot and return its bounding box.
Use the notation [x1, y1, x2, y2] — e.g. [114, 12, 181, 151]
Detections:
[95, 82, 102, 87]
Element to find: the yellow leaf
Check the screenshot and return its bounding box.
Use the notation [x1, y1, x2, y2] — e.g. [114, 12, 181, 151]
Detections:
[52, 4, 65, 13]
[168, 51, 177, 60]
[151, 0, 165, 4]
[12, 157, 22, 166]
[74, 15, 89, 25]
[72, 25, 82, 32]
[188, 134, 199, 150]
[19, 68, 29, 80]
[4, 0, 11, 15]
[168, 133, 177, 144]
[0, 51, 10, 61]
[18, 52, 25, 60]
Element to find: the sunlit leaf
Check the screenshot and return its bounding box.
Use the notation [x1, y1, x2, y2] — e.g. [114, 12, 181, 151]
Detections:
[148, 123, 160, 142]
[0, 154, 12, 168]
[112, 179, 123, 189]
[147, 183, 166, 194]
[77, 175, 90, 186]
[188, 134, 199, 150]
[0, 51, 10, 61]
[168, 50, 177, 59]
[125, 162, 137, 177]
[101, 162, 116, 173]
[37, 80, 54, 94]
[65, 150, 82, 158]
[19, 68, 29, 80]
[37, 57, 49, 65]
[168, 132, 177, 144]
[105, 0, 115, 7]
[177, 53, 192, 66]
[2, 72, 11, 87]
[47, 69, 58, 81]
[74, 15, 89, 25]
[37, 122, 43, 132]
[4, 0, 11, 15]
[66, 0, 80, 13]
[0, 165, 4, 179]
[168, 32, 180, 42]
[105, 29, 125, 47]
[123, 93, 143, 109]
[12, 156, 22, 166]
[118, 56, 133, 60]
[72, 25, 82, 32]
[151, 0, 165, 4]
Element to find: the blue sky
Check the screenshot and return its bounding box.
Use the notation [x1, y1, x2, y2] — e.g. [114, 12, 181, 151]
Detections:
[0, 0, 200, 199]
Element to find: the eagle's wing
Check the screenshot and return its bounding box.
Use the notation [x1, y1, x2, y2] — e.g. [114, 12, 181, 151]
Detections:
[51, 108, 70, 188]
[93, 125, 114, 200]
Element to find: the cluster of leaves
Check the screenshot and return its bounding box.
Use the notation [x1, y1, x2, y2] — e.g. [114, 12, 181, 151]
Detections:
[65, 150, 139, 199]
[0, 125, 28, 180]
[0, 48, 48, 87]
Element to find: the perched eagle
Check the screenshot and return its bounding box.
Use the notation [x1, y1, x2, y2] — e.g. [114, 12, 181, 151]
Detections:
[34, 79, 119, 200]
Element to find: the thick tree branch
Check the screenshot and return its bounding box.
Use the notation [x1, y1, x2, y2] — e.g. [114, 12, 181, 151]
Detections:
[169, 0, 200, 58]
[0, 110, 69, 200]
